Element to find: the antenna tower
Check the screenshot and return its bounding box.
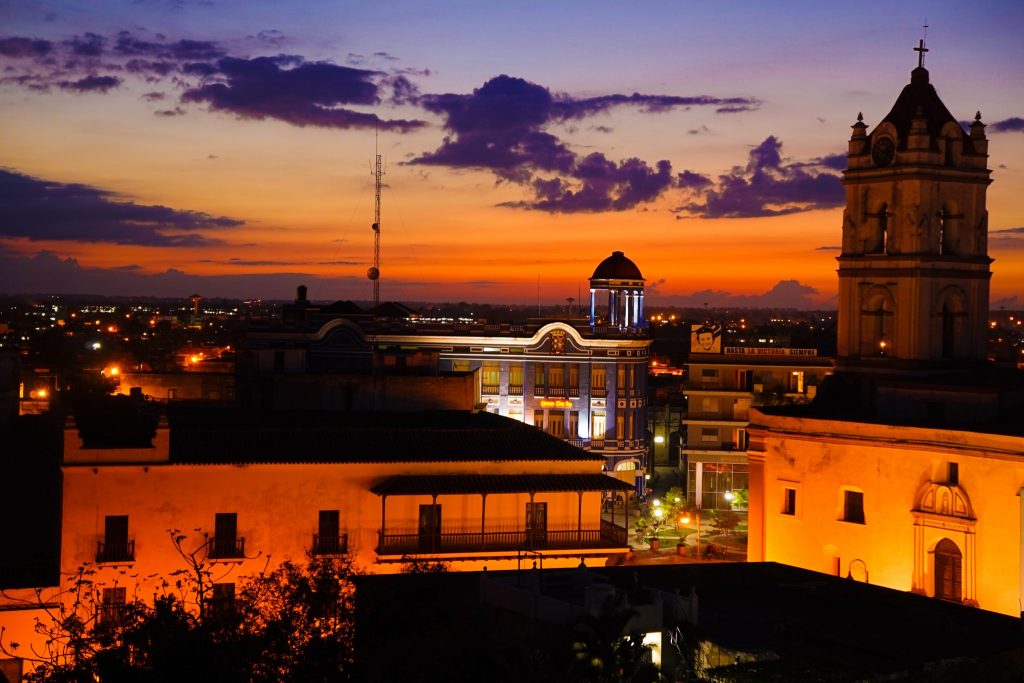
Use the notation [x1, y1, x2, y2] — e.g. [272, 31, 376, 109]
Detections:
[367, 149, 384, 307]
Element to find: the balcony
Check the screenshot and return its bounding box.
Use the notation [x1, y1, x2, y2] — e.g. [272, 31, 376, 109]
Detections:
[207, 536, 245, 559]
[96, 540, 135, 563]
[481, 384, 500, 395]
[567, 386, 580, 397]
[376, 522, 628, 556]
[591, 386, 607, 398]
[508, 384, 524, 396]
[312, 533, 349, 556]
[548, 386, 566, 397]
[533, 384, 546, 397]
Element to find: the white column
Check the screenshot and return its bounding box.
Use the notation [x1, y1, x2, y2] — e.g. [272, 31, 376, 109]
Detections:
[695, 463, 704, 510]
[638, 292, 644, 325]
[589, 289, 596, 325]
[623, 292, 631, 327]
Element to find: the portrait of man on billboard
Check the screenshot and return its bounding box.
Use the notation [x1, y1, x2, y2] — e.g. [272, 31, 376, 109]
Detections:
[690, 322, 722, 353]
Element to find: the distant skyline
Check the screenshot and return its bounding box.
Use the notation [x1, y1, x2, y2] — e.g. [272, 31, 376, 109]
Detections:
[1, 0, 1022, 309]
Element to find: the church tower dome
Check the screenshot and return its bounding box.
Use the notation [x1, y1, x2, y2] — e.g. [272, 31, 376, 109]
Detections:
[836, 40, 992, 371]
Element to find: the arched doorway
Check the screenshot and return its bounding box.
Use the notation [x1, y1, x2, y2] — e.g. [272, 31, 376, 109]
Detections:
[934, 538, 962, 602]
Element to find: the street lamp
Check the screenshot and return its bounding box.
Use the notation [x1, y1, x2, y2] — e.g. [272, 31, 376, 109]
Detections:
[722, 491, 735, 557]
[680, 510, 700, 558]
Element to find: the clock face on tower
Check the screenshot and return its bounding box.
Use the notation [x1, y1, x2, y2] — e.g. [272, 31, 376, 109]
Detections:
[872, 137, 895, 167]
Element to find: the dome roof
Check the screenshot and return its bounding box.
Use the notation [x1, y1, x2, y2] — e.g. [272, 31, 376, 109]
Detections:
[590, 251, 644, 281]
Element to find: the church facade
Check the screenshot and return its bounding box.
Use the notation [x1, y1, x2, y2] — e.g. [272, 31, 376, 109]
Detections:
[747, 45, 1024, 617]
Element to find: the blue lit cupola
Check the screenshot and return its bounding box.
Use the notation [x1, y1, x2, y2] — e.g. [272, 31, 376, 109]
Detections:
[588, 251, 645, 330]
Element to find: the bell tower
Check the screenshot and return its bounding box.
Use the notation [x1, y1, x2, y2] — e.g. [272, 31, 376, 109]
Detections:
[836, 42, 992, 370]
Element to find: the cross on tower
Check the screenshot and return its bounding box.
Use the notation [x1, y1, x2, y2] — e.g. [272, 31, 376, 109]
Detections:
[914, 39, 928, 68]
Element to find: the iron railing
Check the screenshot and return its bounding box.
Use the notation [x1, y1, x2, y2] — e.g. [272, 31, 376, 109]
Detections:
[312, 533, 349, 555]
[207, 536, 245, 559]
[96, 540, 135, 563]
[376, 524, 628, 555]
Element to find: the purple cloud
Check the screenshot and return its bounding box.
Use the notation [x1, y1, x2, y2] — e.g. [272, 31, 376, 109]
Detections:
[1, 31, 425, 131]
[0, 169, 243, 247]
[679, 136, 845, 218]
[414, 74, 757, 212]
[990, 117, 1024, 133]
[182, 56, 426, 131]
[0, 36, 52, 58]
[57, 75, 122, 92]
[113, 31, 225, 61]
[677, 170, 712, 189]
[557, 93, 759, 119]
[66, 32, 105, 57]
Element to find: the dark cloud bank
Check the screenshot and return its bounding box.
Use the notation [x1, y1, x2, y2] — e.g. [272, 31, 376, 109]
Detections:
[0, 169, 243, 247]
[1, 30, 847, 218]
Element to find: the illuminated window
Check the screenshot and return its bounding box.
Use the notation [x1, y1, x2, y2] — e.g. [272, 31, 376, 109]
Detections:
[549, 364, 565, 387]
[700, 427, 718, 442]
[481, 362, 500, 394]
[701, 397, 716, 414]
[842, 490, 865, 524]
[534, 364, 546, 395]
[591, 412, 606, 440]
[591, 364, 606, 388]
[509, 407, 524, 422]
[548, 412, 564, 437]
[534, 411, 545, 429]
[568, 411, 579, 438]
[568, 365, 579, 388]
[452, 360, 471, 372]
[509, 364, 523, 394]
[616, 414, 624, 440]
[617, 364, 626, 388]
[782, 488, 797, 515]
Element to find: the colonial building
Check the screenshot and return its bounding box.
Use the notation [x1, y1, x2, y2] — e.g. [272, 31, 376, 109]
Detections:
[0, 406, 633, 674]
[241, 252, 652, 476]
[683, 341, 832, 510]
[747, 45, 1024, 617]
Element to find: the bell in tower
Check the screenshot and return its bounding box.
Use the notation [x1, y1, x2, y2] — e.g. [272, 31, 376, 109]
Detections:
[836, 40, 992, 371]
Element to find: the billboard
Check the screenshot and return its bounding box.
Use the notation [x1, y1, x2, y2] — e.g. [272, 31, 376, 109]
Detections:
[690, 322, 722, 353]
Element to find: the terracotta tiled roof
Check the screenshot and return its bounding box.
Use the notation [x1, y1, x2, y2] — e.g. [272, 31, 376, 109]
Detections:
[371, 473, 634, 496]
[167, 407, 603, 464]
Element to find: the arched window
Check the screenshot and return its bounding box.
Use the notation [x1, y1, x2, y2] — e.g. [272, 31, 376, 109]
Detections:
[934, 538, 962, 602]
[859, 286, 895, 356]
[936, 287, 967, 360]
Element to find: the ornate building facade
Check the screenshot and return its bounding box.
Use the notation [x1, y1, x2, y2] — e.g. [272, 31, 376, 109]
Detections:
[747, 46, 1024, 617]
[242, 252, 653, 475]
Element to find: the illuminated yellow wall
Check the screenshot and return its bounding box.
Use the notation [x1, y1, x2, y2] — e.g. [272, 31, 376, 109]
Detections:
[749, 412, 1024, 617]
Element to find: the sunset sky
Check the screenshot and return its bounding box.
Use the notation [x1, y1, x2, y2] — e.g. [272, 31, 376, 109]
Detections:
[1, 0, 1022, 308]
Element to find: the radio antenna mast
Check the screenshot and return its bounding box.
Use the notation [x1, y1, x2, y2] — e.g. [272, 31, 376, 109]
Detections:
[367, 131, 383, 308]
